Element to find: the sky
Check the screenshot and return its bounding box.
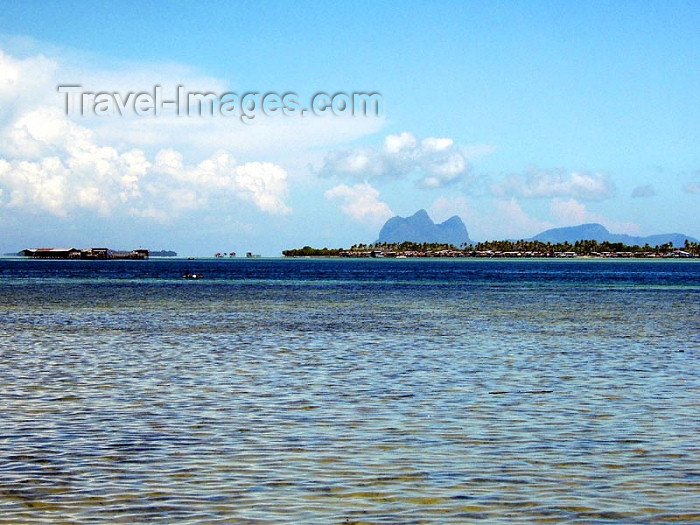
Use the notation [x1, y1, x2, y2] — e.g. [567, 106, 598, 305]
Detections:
[0, 0, 698, 256]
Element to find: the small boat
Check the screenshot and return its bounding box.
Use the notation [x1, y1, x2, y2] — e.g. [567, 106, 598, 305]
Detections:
[182, 272, 204, 279]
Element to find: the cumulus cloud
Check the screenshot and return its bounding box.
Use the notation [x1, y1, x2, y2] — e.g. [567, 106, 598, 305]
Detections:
[631, 184, 656, 198]
[231, 161, 291, 214]
[324, 182, 393, 227]
[0, 107, 291, 219]
[492, 170, 615, 200]
[0, 48, 294, 221]
[150, 150, 290, 214]
[1, 44, 385, 179]
[318, 132, 469, 188]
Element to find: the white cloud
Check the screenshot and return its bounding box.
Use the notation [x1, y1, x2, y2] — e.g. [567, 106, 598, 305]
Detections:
[155, 149, 184, 175]
[319, 131, 470, 187]
[549, 198, 590, 225]
[0, 48, 295, 221]
[550, 198, 640, 234]
[233, 161, 291, 214]
[149, 151, 291, 215]
[631, 184, 655, 198]
[0, 109, 291, 219]
[321, 147, 386, 178]
[429, 195, 643, 241]
[0, 45, 385, 175]
[492, 170, 615, 200]
[0, 50, 57, 115]
[493, 198, 554, 239]
[428, 195, 553, 241]
[0, 106, 149, 216]
[428, 195, 479, 240]
[421, 137, 453, 152]
[384, 131, 417, 154]
[324, 182, 393, 227]
[2, 157, 69, 217]
[90, 110, 385, 165]
[429, 196, 473, 224]
[55, 53, 385, 162]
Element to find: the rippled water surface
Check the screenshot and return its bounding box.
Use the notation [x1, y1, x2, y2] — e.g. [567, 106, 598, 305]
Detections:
[1, 258, 698, 523]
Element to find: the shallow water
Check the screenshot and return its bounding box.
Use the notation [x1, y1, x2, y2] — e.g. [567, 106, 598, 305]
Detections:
[0, 259, 698, 523]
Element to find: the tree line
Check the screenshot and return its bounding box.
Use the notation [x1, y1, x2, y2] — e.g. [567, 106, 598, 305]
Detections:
[282, 239, 699, 257]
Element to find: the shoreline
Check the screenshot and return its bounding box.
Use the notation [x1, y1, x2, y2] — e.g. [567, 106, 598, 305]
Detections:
[284, 251, 698, 259]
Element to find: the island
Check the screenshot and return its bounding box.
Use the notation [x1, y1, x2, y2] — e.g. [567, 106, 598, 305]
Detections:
[283, 239, 699, 258]
[21, 248, 150, 260]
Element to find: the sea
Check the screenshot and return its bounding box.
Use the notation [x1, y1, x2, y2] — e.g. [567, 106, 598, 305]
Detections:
[0, 257, 698, 524]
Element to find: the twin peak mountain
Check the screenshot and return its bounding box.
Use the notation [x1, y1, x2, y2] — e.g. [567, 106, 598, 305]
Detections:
[376, 210, 697, 247]
[376, 210, 473, 246]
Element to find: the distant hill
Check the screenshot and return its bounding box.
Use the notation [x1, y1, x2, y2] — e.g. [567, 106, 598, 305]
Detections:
[376, 209, 473, 246]
[529, 223, 698, 247]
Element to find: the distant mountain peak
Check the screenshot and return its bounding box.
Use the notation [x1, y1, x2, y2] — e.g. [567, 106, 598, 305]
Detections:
[376, 210, 473, 246]
[442, 215, 464, 226]
[411, 209, 430, 219]
[530, 223, 698, 246]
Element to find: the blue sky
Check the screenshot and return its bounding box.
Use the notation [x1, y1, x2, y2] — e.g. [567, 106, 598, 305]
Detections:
[0, 0, 698, 255]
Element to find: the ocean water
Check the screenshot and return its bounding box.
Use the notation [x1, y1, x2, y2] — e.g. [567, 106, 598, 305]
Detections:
[0, 258, 698, 524]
